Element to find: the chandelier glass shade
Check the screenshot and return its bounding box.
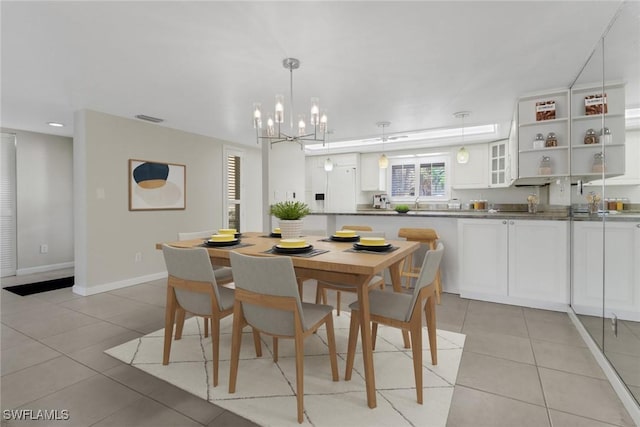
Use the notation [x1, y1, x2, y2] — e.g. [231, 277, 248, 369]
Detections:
[253, 58, 327, 147]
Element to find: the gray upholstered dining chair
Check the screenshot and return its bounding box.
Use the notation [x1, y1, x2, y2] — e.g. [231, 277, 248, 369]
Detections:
[176, 230, 234, 339]
[315, 228, 386, 315]
[228, 252, 339, 424]
[344, 242, 444, 405]
[161, 244, 261, 387]
[177, 230, 233, 284]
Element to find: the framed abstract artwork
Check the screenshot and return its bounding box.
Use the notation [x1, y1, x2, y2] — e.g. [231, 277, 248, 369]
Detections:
[128, 159, 186, 211]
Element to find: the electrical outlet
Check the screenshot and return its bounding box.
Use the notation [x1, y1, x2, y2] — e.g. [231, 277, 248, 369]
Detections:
[40, 244, 48, 254]
[134, 252, 142, 263]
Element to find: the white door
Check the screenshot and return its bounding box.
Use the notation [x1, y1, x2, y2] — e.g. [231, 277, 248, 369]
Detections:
[1, 133, 17, 277]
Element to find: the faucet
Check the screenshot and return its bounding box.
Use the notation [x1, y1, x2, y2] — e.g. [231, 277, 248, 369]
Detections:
[414, 197, 420, 210]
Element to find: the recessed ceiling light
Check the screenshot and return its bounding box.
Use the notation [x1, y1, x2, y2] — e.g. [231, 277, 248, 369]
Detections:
[47, 122, 64, 127]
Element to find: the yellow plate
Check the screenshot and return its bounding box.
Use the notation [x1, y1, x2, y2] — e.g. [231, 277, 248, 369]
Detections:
[209, 234, 235, 242]
[218, 228, 237, 235]
[273, 227, 281, 233]
[359, 237, 387, 246]
[335, 230, 356, 237]
[278, 238, 307, 248]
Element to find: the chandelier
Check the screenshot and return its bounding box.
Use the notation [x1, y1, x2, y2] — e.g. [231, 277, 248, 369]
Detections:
[253, 58, 328, 147]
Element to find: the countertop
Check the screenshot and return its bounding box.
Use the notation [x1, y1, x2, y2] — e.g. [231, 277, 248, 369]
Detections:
[309, 209, 640, 222]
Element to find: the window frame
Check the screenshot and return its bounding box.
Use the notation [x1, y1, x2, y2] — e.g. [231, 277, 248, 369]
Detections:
[387, 154, 451, 202]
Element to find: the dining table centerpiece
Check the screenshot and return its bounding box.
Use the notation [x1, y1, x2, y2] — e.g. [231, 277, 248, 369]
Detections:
[269, 200, 311, 239]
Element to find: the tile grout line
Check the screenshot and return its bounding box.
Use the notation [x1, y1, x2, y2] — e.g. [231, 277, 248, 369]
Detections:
[522, 307, 554, 427]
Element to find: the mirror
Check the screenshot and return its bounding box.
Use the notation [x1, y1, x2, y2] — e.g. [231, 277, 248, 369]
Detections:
[571, 0, 640, 405]
[602, 1, 640, 405]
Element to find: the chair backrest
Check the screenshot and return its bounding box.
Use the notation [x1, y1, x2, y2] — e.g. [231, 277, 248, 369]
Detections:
[405, 242, 444, 321]
[162, 244, 223, 313]
[398, 227, 439, 243]
[342, 225, 373, 232]
[177, 230, 217, 241]
[229, 252, 304, 336]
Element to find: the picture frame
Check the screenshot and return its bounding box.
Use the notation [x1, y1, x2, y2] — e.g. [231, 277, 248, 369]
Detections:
[128, 159, 186, 211]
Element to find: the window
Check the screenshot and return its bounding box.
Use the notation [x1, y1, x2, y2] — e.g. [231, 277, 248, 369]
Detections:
[223, 148, 244, 231]
[389, 155, 450, 201]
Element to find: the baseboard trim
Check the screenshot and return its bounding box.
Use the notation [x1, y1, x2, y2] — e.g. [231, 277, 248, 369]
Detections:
[16, 262, 74, 276]
[72, 271, 167, 296]
[569, 310, 640, 426]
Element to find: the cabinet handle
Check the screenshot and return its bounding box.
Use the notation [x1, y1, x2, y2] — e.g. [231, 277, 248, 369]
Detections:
[502, 220, 507, 224]
[637, 224, 640, 228]
[509, 221, 515, 225]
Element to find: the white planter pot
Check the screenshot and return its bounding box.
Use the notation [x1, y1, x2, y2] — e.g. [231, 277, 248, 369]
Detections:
[278, 219, 304, 240]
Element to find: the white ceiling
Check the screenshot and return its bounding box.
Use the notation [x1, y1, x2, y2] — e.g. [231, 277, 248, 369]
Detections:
[1, 1, 634, 152]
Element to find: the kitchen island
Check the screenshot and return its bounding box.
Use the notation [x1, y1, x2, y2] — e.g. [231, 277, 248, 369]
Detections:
[303, 208, 639, 313]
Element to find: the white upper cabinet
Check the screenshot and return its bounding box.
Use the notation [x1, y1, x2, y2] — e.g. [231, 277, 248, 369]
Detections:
[488, 139, 510, 187]
[451, 144, 489, 189]
[360, 153, 386, 192]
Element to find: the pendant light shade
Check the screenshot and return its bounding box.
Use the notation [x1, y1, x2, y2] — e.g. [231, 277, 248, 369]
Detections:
[455, 111, 471, 164]
[324, 129, 334, 171]
[378, 153, 389, 168]
[377, 121, 390, 169]
[456, 147, 469, 164]
[324, 157, 334, 171]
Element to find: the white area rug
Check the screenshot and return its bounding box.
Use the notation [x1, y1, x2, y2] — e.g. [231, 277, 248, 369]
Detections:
[105, 313, 465, 427]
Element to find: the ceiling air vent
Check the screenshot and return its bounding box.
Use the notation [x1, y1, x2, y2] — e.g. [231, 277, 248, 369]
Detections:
[135, 114, 164, 123]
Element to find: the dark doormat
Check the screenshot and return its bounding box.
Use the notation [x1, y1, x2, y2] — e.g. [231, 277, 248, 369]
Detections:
[4, 277, 74, 296]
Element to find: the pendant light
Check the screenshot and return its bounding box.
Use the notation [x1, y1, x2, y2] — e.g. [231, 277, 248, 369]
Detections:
[324, 130, 334, 171]
[455, 111, 470, 164]
[377, 121, 390, 169]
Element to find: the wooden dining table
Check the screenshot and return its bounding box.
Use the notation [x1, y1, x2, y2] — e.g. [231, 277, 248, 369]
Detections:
[157, 231, 420, 409]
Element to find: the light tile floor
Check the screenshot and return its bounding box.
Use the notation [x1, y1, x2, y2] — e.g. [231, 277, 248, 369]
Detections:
[0, 271, 636, 427]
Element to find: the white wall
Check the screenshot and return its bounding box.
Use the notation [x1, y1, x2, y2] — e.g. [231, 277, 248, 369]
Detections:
[1, 127, 74, 274]
[73, 110, 262, 295]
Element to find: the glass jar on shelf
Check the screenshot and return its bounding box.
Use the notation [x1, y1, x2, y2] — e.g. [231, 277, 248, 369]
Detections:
[533, 133, 545, 149]
[538, 156, 552, 175]
[584, 128, 598, 145]
[545, 132, 558, 147]
[600, 127, 612, 144]
[592, 152, 606, 173]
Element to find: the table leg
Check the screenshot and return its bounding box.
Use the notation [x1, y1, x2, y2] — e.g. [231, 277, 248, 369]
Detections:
[389, 260, 411, 349]
[356, 279, 377, 408]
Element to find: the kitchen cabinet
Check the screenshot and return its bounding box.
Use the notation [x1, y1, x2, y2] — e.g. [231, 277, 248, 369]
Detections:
[458, 218, 569, 310]
[570, 82, 626, 182]
[516, 89, 570, 184]
[451, 144, 488, 189]
[572, 221, 640, 321]
[360, 153, 386, 191]
[488, 139, 510, 187]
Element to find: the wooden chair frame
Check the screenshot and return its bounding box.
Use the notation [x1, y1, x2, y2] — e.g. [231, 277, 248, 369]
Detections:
[229, 288, 339, 423]
[315, 225, 383, 315]
[344, 282, 437, 404]
[398, 227, 442, 303]
[163, 275, 261, 387]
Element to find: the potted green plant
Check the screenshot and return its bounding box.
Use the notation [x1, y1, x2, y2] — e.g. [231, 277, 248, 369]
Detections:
[269, 201, 311, 239]
[394, 204, 410, 214]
